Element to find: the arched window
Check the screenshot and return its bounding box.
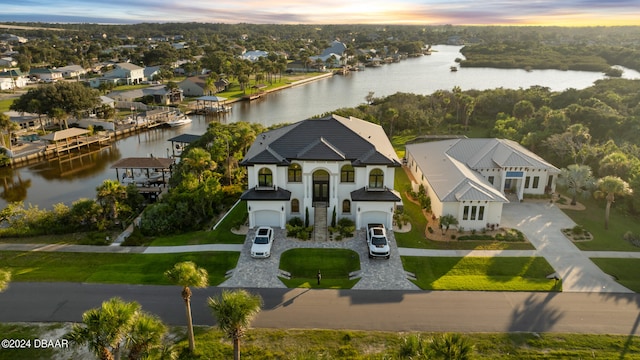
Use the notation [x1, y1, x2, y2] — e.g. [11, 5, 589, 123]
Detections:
[369, 168, 384, 189]
[291, 199, 300, 213]
[342, 199, 351, 213]
[340, 164, 355, 183]
[288, 163, 302, 182]
[258, 167, 272, 187]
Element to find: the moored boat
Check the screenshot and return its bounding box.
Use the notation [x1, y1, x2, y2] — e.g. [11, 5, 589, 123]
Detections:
[166, 115, 193, 127]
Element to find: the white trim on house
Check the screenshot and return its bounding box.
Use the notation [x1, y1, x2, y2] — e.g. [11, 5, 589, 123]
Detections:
[405, 138, 559, 230]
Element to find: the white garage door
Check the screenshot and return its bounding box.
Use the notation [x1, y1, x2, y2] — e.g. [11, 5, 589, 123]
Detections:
[254, 210, 281, 227]
[360, 211, 388, 229]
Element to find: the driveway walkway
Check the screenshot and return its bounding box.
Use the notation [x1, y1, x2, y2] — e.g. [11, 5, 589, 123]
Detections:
[219, 228, 419, 290]
[500, 202, 633, 293]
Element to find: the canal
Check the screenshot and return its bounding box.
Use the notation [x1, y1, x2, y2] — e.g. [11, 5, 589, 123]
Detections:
[2, 45, 639, 209]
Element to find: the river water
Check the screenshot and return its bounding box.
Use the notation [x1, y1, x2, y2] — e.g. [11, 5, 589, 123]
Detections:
[2, 45, 639, 209]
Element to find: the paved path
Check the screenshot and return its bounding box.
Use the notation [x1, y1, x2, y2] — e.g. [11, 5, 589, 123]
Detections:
[501, 202, 633, 293]
[1, 201, 639, 293]
[218, 228, 419, 291]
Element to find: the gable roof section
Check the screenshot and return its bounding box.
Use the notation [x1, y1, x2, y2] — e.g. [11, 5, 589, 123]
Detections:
[446, 138, 559, 172]
[241, 114, 400, 166]
[116, 62, 143, 71]
[406, 140, 508, 203]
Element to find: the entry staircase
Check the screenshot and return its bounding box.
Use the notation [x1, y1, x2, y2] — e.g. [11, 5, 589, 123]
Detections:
[313, 203, 328, 241]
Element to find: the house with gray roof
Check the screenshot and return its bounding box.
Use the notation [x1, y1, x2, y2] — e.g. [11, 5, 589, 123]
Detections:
[405, 138, 560, 230]
[240, 114, 401, 230]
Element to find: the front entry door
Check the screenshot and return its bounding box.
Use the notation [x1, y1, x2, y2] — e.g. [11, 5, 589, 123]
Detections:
[313, 170, 329, 204]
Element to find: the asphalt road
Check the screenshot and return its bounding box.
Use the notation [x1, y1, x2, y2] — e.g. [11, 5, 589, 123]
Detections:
[1, 282, 639, 335]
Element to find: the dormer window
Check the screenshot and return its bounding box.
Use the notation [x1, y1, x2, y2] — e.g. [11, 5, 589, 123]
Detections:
[368, 168, 384, 189]
[258, 167, 273, 187]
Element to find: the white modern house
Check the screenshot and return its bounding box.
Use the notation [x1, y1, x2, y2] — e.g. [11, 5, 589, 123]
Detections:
[405, 138, 560, 230]
[240, 114, 401, 230]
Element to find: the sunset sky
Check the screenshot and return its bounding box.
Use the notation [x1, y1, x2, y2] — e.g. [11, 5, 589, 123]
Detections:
[1, 0, 639, 26]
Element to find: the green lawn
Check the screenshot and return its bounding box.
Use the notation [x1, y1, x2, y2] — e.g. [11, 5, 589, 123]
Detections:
[561, 195, 640, 251]
[402, 256, 560, 291]
[394, 167, 534, 250]
[4, 324, 637, 360]
[0, 251, 239, 286]
[149, 201, 247, 246]
[279, 248, 360, 289]
[0, 98, 13, 112]
[591, 258, 640, 292]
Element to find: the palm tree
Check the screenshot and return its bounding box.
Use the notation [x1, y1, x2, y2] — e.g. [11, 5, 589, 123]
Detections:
[96, 179, 128, 221]
[165, 261, 208, 353]
[207, 289, 263, 360]
[557, 164, 596, 206]
[595, 176, 632, 230]
[439, 214, 459, 235]
[65, 297, 141, 360]
[0, 269, 10, 292]
[181, 148, 217, 183]
[0, 113, 19, 151]
[125, 312, 168, 360]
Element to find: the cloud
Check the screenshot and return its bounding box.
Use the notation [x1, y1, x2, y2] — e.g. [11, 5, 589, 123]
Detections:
[0, 0, 639, 25]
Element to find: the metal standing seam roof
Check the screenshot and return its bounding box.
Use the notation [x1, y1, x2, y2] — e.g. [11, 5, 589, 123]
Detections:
[240, 114, 401, 167]
[41, 128, 90, 141]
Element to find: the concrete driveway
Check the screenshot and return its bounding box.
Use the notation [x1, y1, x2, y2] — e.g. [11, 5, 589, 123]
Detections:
[501, 202, 633, 293]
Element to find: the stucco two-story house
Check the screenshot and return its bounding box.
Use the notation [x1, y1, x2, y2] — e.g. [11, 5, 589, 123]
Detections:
[240, 114, 401, 230]
[102, 62, 144, 85]
[405, 138, 560, 230]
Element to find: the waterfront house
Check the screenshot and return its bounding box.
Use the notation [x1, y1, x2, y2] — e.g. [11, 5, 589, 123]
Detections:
[179, 75, 228, 97]
[405, 138, 560, 231]
[240, 114, 401, 230]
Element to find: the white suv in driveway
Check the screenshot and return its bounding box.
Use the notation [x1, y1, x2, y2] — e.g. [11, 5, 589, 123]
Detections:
[250, 226, 275, 258]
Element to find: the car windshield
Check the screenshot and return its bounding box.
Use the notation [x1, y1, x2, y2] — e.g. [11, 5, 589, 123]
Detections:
[254, 236, 269, 244]
[372, 237, 387, 246]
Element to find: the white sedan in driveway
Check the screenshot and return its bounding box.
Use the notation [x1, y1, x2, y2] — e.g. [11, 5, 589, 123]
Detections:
[250, 226, 274, 258]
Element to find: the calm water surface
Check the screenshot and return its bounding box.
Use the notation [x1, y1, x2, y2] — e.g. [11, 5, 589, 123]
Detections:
[3, 45, 639, 209]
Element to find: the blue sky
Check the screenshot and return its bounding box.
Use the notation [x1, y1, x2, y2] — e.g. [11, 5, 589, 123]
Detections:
[1, 0, 639, 25]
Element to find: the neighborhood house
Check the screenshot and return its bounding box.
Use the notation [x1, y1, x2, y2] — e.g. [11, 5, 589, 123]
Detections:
[405, 138, 560, 231]
[240, 114, 401, 231]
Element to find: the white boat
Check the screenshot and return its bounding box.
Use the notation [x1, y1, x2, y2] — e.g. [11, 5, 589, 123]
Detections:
[166, 115, 192, 127]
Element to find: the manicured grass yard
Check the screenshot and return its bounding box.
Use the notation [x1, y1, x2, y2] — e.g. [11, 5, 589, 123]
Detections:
[402, 256, 559, 291]
[591, 258, 640, 292]
[279, 248, 360, 289]
[561, 195, 640, 251]
[0, 251, 239, 285]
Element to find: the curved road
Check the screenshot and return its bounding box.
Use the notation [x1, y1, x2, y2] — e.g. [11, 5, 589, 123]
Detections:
[1, 282, 639, 336]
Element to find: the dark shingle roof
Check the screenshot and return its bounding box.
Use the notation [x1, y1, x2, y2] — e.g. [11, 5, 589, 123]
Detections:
[240, 187, 292, 201]
[350, 187, 401, 202]
[241, 114, 400, 167]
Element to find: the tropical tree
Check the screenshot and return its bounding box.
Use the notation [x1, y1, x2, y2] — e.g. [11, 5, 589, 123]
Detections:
[125, 312, 169, 360]
[0, 113, 20, 150]
[0, 269, 10, 292]
[65, 297, 141, 360]
[594, 176, 632, 230]
[165, 261, 208, 353]
[207, 289, 263, 360]
[557, 164, 596, 206]
[96, 179, 128, 222]
[439, 214, 459, 235]
[181, 148, 217, 183]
